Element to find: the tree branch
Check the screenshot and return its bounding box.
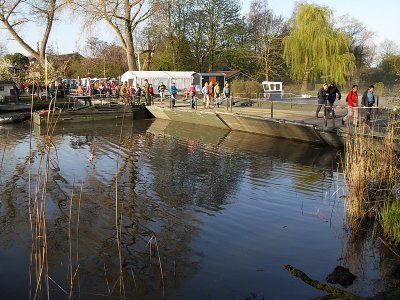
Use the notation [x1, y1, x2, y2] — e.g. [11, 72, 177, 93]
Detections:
[283, 265, 362, 300]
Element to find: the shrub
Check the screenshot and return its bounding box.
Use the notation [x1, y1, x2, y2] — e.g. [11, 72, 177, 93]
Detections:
[231, 79, 262, 98]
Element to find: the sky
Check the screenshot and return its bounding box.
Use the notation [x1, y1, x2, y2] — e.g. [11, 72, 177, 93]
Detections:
[241, 0, 400, 46]
[1, 0, 400, 55]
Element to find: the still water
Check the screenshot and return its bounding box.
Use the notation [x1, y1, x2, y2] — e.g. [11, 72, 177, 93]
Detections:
[0, 118, 397, 299]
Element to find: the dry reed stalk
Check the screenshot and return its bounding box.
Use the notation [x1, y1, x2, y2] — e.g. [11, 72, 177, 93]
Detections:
[75, 182, 83, 297]
[113, 106, 131, 299]
[0, 130, 8, 176]
[31, 153, 51, 300]
[68, 188, 74, 299]
[103, 263, 111, 297]
[65, 183, 83, 298]
[28, 79, 35, 300]
[344, 114, 400, 226]
[28, 81, 64, 299]
[148, 235, 165, 298]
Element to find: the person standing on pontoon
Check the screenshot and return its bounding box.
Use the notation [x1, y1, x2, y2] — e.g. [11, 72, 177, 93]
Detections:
[170, 82, 177, 108]
[342, 84, 358, 126]
[326, 82, 341, 117]
[315, 83, 328, 118]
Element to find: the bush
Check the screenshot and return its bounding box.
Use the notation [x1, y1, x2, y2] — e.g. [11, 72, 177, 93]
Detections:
[231, 79, 262, 98]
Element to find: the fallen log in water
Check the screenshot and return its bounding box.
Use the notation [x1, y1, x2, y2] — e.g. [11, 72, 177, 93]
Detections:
[283, 264, 362, 300]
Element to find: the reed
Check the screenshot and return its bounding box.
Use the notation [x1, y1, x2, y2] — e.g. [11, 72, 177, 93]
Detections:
[23, 92, 166, 298]
[67, 182, 83, 299]
[148, 235, 165, 298]
[28, 82, 74, 299]
[344, 111, 400, 245]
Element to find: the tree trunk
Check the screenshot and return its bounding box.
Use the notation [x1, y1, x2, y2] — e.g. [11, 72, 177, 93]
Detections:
[125, 24, 137, 70]
[264, 54, 269, 81]
[301, 71, 309, 92]
[143, 42, 153, 70]
[208, 22, 215, 72]
[166, 2, 176, 68]
[123, 0, 137, 71]
[302, 55, 309, 91]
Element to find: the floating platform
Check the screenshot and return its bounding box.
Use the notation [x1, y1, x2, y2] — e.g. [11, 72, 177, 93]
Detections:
[0, 111, 31, 124]
[145, 104, 397, 149]
[32, 104, 148, 126]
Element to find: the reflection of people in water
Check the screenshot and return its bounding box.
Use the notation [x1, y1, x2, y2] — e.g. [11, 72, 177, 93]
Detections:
[187, 139, 196, 155]
[89, 143, 96, 162]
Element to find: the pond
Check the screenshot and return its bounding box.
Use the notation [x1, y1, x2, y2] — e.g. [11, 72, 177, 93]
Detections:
[0, 118, 398, 299]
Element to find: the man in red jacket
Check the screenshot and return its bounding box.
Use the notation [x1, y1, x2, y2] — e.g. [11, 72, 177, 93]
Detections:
[342, 84, 358, 126]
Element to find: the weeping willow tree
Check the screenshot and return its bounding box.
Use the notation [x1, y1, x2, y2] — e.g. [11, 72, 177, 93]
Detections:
[283, 3, 355, 91]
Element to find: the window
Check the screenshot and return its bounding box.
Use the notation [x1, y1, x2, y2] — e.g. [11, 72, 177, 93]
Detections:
[0, 86, 4, 91]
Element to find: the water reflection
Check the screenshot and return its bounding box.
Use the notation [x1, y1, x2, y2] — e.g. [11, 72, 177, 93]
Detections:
[0, 119, 397, 299]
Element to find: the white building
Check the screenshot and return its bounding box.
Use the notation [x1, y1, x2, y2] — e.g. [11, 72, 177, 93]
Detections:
[0, 80, 16, 102]
[120, 71, 195, 91]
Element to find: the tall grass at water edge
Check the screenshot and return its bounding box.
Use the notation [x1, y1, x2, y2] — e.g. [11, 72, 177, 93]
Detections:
[21, 91, 166, 299]
[344, 114, 400, 246]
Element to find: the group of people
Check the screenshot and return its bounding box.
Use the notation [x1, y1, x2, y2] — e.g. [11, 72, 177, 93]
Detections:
[315, 82, 342, 118]
[118, 79, 231, 109]
[316, 82, 376, 126]
[201, 81, 231, 109]
[75, 80, 120, 97]
[118, 80, 178, 106]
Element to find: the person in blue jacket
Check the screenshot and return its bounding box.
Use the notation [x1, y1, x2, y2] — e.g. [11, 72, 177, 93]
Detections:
[170, 82, 177, 108]
[361, 85, 375, 125]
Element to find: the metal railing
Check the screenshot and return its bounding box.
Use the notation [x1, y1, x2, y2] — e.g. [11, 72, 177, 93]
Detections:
[133, 92, 393, 129]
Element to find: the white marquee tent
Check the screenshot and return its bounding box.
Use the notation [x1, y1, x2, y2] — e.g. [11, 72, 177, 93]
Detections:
[120, 71, 195, 91]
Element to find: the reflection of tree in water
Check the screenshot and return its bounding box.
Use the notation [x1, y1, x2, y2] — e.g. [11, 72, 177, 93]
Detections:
[69, 135, 94, 149]
[144, 134, 245, 210]
[217, 132, 342, 200]
[3, 120, 400, 298]
[0, 121, 205, 298]
[41, 121, 210, 298]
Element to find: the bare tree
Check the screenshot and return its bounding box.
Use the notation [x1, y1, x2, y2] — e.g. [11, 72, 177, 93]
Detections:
[379, 39, 400, 59]
[247, 0, 287, 81]
[338, 14, 376, 69]
[200, 0, 241, 72]
[0, 0, 67, 65]
[0, 40, 6, 57]
[76, 0, 159, 70]
[145, 0, 195, 70]
[85, 36, 108, 57]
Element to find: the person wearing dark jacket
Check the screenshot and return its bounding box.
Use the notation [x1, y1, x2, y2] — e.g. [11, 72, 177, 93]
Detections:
[315, 83, 328, 118]
[326, 82, 341, 117]
[361, 85, 375, 125]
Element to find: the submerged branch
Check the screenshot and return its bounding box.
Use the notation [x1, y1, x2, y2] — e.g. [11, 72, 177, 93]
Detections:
[283, 264, 362, 300]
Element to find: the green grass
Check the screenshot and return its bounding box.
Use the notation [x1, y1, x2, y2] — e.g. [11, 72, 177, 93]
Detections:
[380, 200, 400, 245]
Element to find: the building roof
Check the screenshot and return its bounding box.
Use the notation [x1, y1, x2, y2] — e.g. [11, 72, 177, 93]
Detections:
[121, 71, 195, 79]
[163, 71, 196, 78]
[49, 52, 84, 62]
[217, 70, 240, 79]
[195, 72, 225, 77]
[215, 70, 255, 81]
